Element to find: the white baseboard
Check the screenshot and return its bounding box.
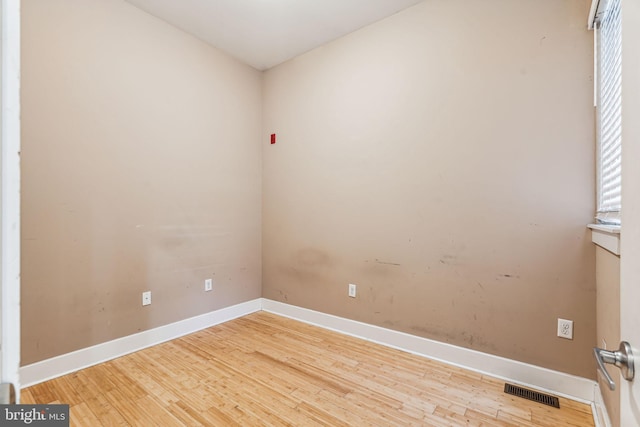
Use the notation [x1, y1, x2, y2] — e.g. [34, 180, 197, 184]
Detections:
[261, 299, 598, 404]
[20, 299, 262, 388]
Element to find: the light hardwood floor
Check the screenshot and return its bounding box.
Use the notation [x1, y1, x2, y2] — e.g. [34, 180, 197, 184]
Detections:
[22, 311, 595, 426]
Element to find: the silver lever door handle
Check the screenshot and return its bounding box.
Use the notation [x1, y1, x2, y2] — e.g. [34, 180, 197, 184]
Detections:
[593, 341, 635, 391]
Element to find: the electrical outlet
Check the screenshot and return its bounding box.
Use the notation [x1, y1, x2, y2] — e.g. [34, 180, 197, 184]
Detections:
[557, 318, 573, 340]
[205, 278, 213, 292]
[348, 283, 357, 298]
[142, 291, 151, 306]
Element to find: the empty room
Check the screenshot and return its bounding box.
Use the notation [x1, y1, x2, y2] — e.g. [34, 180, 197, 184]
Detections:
[2, 0, 639, 425]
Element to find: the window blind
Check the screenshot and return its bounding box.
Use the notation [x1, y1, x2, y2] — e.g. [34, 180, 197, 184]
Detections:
[595, 0, 622, 224]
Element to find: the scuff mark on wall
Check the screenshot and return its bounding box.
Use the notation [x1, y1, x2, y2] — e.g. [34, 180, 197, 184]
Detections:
[375, 259, 401, 266]
[278, 290, 289, 302]
[439, 255, 457, 265]
[409, 324, 498, 352]
[295, 248, 332, 267]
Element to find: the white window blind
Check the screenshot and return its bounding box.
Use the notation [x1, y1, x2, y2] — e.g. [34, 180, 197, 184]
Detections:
[594, 0, 622, 225]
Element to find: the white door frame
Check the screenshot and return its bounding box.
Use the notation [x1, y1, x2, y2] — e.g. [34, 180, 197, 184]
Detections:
[1, 0, 21, 403]
[619, 0, 640, 424]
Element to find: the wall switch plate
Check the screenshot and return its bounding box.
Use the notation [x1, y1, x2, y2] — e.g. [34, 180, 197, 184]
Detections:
[205, 279, 213, 292]
[142, 291, 151, 306]
[557, 318, 573, 339]
[348, 283, 357, 298]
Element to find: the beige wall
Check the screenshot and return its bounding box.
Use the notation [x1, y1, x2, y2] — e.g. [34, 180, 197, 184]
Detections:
[595, 246, 620, 426]
[262, 0, 596, 378]
[21, 0, 262, 365]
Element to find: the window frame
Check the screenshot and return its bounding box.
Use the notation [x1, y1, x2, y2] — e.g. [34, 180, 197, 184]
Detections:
[591, 0, 622, 225]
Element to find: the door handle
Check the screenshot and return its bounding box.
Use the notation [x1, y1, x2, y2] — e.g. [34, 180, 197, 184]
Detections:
[593, 341, 635, 391]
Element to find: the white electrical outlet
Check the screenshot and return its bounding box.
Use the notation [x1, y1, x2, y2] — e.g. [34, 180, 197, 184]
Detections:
[205, 278, 213, 292]
[142, 291, 151, 306]
[557, 318, 573, 340]
[348, 283, 357, 298]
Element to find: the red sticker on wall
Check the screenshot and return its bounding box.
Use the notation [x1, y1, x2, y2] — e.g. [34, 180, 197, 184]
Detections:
[270, 134, 276, 144]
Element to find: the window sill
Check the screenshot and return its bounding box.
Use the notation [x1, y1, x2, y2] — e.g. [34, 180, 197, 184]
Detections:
[588, 224, 621, 255]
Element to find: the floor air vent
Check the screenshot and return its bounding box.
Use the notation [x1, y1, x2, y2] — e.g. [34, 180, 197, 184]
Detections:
[504, 383, 560, 408]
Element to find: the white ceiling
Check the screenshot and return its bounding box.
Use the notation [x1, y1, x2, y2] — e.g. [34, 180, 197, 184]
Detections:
[124, 0, 424, 70]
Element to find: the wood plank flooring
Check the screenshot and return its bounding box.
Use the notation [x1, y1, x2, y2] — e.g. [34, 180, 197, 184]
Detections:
[22, 311, 595, 426]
